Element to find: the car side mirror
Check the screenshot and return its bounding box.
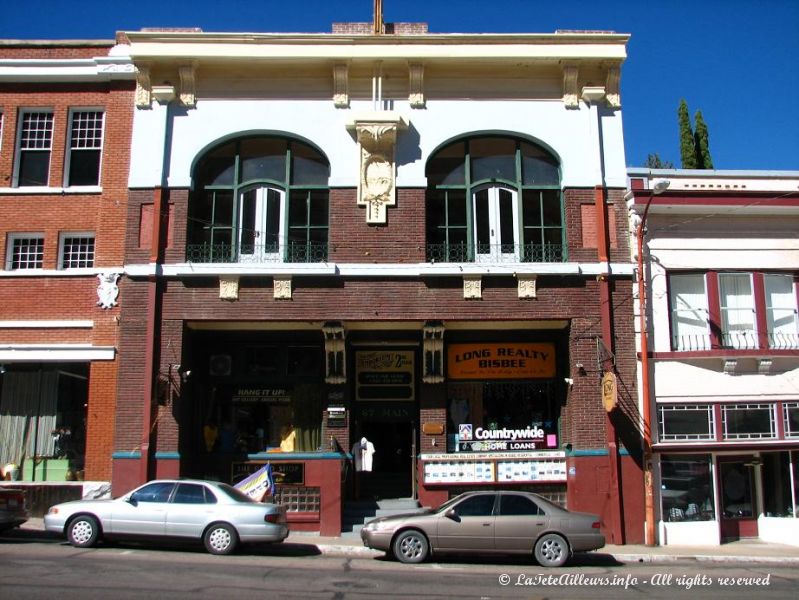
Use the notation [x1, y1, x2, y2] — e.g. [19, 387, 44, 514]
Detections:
[127, 497, 138, 507]
[445, 508, 459, 521]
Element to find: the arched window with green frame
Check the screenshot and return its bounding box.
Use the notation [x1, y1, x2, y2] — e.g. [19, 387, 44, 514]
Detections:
[425, 135, 563, 263]
[187, 136, 330, 263]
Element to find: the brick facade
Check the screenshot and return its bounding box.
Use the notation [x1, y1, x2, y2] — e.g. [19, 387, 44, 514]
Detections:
[0, 44, 134, 482]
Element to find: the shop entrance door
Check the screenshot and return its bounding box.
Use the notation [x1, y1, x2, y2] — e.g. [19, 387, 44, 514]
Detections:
[356, 421, 414, 500]
[718, 456, 759, 541]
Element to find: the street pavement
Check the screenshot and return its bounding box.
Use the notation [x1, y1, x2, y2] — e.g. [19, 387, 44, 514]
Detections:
[19, 517, 799, 564]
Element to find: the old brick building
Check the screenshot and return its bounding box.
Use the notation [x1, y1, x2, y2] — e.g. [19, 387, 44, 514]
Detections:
[0, 40, 135, 491]
[110, 20, 644, 540]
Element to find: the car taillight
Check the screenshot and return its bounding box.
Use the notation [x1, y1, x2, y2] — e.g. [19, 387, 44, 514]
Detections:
[592, 521, 601, 529]
[264, 513, 279, 524]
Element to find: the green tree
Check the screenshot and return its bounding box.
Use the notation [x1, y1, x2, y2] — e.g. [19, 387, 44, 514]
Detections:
[693, 110, 713, 169]
[678, 99, 698, 169]
[645, 153, 675, 169]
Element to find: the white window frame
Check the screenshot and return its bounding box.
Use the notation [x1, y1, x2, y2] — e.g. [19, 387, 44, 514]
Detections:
[64, 108, 105, 188]
[58, 231, 96, 269]
[473, 185, 520, 263]
[721, 403, 776, 440]
[5, 233, 45, 270]
[658, 404, 715, 441]
[764, 273, 799, 349]
[238, 186, 286, 263]
[13, 109, 54, 187]
[718, 272, 758, 350]
[668, 273, 710, 351]
[784, 402, 799, 439]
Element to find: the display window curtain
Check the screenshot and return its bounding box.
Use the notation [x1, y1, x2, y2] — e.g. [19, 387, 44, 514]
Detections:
[0, 369, 58, 466]
[719, 274, 756, 349]
[291, 384, 323, 452]
[764, 274, 799, 349]
[670, 274, 710, 350]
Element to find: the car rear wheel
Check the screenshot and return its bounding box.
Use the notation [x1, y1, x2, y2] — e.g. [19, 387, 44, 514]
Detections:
[393, 529, 429, 564]
[204, 523, 238, 555]
[534, 533, 569, 567]
[67, 515, 100, 548]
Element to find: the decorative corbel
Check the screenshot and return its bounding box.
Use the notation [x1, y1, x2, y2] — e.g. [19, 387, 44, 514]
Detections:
[179, 63, 197, 108]
[409, 63, 425, 108]
[562, 65, 579, 109]
[323, 321, 346, 384]
[422, 321, 445, 383]
[348, 113, 408, 223]
[135, 64, 152, 109]
[219, 275, 240, 301]
[517, 274, 537, 299]
[463, 275, 482, 300]
[273, 275, 292, 300]
[606, 66, 621, 109]
[333, 63, 349, 108]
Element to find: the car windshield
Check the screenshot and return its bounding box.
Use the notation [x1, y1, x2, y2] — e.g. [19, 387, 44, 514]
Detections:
[215, 483, 257, 503]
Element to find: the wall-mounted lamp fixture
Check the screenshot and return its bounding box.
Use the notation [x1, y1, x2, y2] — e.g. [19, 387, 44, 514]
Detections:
[575, 363, 587, 377]
[0, 364, 5, 375]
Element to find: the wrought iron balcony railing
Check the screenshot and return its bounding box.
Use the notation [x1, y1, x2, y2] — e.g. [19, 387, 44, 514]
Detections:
[671, 331, 799, 351]
[186, 242, 329, 264]
[425, 242, 565, 263]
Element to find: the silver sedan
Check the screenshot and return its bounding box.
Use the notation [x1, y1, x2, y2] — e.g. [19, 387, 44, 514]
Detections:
[44, 479, 288, 555]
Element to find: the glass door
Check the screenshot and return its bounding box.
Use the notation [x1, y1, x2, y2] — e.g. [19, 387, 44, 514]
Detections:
[718, 456, 759, 541]
[239, 187, 284, 262]
[473, 186, 519, 262]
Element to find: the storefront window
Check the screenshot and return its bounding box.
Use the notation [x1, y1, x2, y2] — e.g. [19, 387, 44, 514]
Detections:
[446, 381, 558, 452]
[660, 454, 715, 522]
[762, 452, 795, 518]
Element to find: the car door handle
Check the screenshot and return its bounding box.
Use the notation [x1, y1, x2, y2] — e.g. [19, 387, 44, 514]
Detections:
[483, 523, 491, 527]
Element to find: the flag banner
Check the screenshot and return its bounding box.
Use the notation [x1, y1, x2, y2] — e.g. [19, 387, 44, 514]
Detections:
[234, 463, 274, 501]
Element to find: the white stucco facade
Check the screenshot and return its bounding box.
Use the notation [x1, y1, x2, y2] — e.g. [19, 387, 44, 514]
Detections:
[629, 169, 799, 546]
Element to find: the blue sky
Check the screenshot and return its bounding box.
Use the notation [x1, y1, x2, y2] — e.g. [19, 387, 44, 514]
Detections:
[3, 0, 797, 170]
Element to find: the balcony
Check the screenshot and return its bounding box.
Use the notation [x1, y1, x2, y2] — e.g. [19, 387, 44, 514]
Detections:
[670, 332, 799, 353]
[186, 242, 329, 264]
[425, 243, 565, 264]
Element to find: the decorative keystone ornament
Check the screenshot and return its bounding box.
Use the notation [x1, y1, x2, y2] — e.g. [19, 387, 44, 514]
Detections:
[96, 273, 121, 309]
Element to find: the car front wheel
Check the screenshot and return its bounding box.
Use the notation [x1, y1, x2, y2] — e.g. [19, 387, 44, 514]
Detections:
[67, 515, 101, 548]
[534, 532, 569, 567]
[392, 529, 429, 564]
[204, 523, 238, 555]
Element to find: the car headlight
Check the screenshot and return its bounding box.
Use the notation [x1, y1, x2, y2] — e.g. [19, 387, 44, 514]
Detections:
[47, 507, 60, 515]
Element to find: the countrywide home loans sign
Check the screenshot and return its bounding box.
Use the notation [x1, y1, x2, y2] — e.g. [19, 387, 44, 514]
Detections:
[447, 343, 556, 380]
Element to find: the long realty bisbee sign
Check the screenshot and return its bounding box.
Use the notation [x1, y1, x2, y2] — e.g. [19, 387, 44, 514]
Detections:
[447, 343, 556, 379]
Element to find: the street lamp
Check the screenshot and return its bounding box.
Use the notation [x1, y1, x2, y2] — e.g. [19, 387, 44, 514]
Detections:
[635, 178, 670, 546]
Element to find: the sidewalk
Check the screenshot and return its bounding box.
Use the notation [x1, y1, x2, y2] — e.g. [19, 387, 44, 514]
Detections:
[20, 518, 799, 564]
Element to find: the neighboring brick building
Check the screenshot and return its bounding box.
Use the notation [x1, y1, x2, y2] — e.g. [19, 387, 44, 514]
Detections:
[628, 169, 799, 546]
[114, 21, 644, 540]
[0, 40, 135, 491]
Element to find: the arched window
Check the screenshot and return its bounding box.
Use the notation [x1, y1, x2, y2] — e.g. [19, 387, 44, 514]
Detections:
[187, 136, 330, 263]
[425, 136, 563, 263]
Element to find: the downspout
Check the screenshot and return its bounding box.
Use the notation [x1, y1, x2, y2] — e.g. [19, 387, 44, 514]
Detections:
[583, 85, 625, 545]
[139, 86, 175, 483]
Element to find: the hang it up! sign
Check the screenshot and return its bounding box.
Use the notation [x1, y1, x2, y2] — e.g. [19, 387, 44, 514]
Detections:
[447, 343, 556, 380]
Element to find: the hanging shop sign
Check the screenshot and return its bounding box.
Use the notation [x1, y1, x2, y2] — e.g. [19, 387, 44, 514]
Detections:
[447, 343, 556, 380]
[355, 349, 415, 401]
[601, 371, 618, 413]
[231, 388, 291, 404]
[456, 423, 558, 452]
